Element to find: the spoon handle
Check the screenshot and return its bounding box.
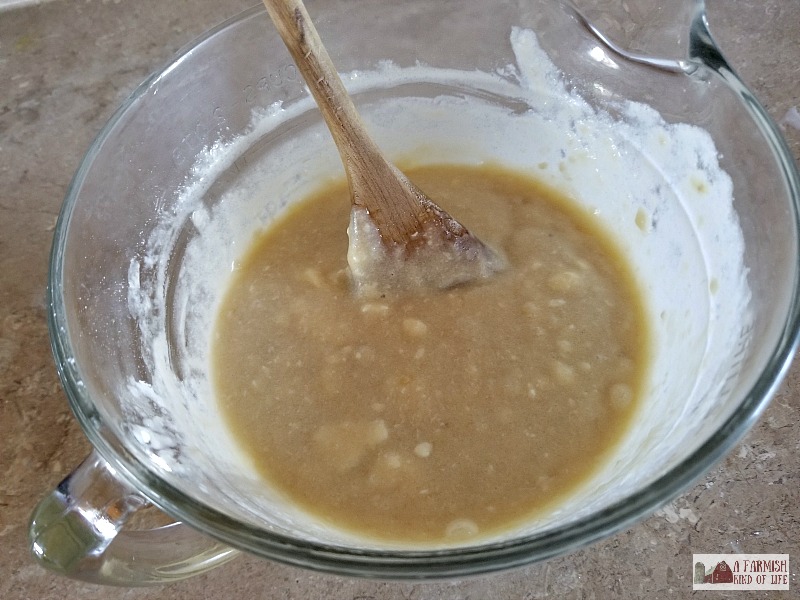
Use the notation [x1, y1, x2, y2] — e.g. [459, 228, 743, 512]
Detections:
[261, 1, 380, 167]
[261, 0, 428, 242]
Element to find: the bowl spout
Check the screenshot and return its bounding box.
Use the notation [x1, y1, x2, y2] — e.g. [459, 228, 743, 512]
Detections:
[569, 0, 721, 73]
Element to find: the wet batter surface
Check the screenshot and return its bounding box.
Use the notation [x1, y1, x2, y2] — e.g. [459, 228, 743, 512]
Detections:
[212, 164, 649, 543]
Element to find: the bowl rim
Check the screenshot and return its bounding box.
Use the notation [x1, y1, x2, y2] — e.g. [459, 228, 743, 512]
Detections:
[46, 2, 800, 579]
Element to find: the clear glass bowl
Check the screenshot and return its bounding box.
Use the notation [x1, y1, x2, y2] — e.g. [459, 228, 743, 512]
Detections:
[31, 0, 800, 585]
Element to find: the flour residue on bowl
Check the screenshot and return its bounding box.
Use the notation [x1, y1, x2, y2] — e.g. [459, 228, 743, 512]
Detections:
[123, 27, 750, 546]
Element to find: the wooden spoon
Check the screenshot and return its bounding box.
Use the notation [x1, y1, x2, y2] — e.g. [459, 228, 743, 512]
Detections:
[262, 0, 505, 293]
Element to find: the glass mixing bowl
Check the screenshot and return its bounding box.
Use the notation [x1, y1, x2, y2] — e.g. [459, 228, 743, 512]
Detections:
[30, 0, 800, 586]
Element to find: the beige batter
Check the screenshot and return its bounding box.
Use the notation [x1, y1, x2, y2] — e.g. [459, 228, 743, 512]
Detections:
[212, 164, 650, 543]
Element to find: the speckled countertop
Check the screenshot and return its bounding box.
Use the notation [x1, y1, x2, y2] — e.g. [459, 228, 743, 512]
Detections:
[1, 1, 798, 598]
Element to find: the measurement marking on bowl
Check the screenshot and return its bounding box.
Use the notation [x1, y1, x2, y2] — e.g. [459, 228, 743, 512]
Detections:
[244, 63, 299, 104]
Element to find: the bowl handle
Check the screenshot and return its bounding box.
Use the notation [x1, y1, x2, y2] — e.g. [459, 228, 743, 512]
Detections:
[28, 450, 239, 586]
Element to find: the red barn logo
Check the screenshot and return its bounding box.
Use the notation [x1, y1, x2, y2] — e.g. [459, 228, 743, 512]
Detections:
[695, 560, 735, 584]
[704, 560, 734, 584]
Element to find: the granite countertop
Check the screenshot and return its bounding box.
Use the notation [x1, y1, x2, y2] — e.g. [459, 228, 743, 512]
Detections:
[1, 1, 798, 598]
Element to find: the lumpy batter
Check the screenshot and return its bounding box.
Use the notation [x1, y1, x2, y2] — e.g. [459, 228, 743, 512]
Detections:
[212, 164, 649, 543]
